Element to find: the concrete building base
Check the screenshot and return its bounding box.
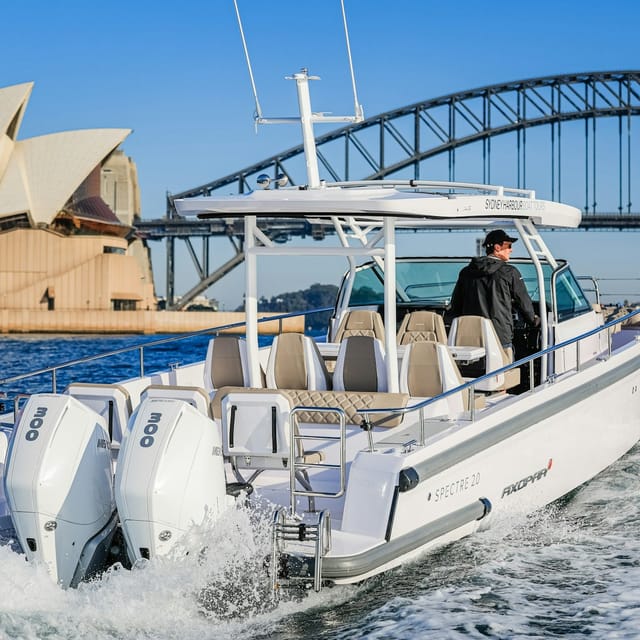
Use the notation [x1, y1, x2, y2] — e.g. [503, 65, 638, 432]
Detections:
[0, 310, 304, 335]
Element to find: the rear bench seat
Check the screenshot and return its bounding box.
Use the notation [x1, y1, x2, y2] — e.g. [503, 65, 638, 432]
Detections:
[211, 386, 409, 428]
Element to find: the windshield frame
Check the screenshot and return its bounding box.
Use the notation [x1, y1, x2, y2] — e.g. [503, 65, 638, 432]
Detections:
[341, 257, 563, 310]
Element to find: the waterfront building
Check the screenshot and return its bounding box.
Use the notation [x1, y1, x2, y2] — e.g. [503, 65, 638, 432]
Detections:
[0, 81, 156, 316]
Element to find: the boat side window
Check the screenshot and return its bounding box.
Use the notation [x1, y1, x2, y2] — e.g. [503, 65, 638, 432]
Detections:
[552, 267, 592, 322]
[349, 266, 385, 305]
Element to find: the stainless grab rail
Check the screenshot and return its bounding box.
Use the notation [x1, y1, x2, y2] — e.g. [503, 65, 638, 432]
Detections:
[289, 406, 347, 516]
[356, 307, 640, 427]
[0, 306, 335, 392]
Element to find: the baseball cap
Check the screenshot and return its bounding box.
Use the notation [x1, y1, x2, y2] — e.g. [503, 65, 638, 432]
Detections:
[482, 229, 518, 247]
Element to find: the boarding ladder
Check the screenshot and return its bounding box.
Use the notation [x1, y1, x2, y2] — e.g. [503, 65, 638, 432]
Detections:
[271, 507, 332, 592]
[270, 406, 347, 592]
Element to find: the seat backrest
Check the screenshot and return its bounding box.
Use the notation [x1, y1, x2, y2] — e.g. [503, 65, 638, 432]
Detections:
[396, 310, 447, 345]
[220, 390, 293, 470]
[333, 310, 385, 344]
[399, 341, 465, 414]
[399, 340, 443, 397]
[140, 385, 211, 417]
[449, 315, 484, 348]
[204, 335, 250, 394]
[333, 336, 387, 392]
[448, 315, 518, 391]
[265, 333, 331, 390]
[64, 382, 132, 447]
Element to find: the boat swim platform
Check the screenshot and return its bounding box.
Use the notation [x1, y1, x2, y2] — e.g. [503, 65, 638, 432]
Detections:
[0, 309, 303, 335]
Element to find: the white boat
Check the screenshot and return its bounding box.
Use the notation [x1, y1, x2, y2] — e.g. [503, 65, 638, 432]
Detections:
[1, 69, 640, 595]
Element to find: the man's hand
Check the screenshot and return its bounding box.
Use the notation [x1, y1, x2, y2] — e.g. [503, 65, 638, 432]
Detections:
[534, 314, 541, 327]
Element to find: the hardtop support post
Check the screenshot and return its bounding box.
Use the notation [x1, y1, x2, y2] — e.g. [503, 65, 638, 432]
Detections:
[245, 215, 262, 387]
[514, 218, 555, 381]
[384, 217, 399, 392]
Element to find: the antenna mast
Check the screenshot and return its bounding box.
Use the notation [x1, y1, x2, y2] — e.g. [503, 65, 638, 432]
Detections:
[233, 0, 364, 187]
[233, 0, 263, 120]
[341, 0, 364, 121]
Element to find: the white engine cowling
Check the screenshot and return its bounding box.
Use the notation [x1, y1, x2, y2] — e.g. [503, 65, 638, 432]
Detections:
[115, 397, 229, 563]
[0, 429, 9, 518]
[4, 394, 116, 588]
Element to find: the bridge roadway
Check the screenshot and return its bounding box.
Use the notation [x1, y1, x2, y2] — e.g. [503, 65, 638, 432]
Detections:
[134, 214, 640, 308]
[135, 213, 640, 241]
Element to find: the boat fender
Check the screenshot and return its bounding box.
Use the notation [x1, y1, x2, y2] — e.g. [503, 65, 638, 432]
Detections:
[477, 497, 492, 520]
[398, 467, 419, 492]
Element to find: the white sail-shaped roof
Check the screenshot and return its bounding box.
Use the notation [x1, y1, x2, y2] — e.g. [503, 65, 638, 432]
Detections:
[0, 82, 131, 225]
[0, 128, 130, 224]
[0, 81, 32, 137]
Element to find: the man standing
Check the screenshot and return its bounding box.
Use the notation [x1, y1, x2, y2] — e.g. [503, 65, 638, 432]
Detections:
[448, 229, 539, 352]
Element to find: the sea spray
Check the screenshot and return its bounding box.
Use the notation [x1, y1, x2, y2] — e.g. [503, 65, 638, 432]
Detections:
[0, 496, 337, 639]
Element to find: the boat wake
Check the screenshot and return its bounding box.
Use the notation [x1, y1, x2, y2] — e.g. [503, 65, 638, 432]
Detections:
[1, 452, 639, 639]
[0, 500, 353, 640]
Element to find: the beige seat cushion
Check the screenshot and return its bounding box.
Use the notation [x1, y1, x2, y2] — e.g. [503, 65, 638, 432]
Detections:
[397, 311, 447, 345]
[334, 310, 385, 344]
[212, 386, 408, 428]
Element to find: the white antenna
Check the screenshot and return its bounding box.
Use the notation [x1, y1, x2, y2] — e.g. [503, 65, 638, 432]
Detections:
[341, 0, 364, 121]
[233, 0, 263, 120]
[233, 0, 365, 187]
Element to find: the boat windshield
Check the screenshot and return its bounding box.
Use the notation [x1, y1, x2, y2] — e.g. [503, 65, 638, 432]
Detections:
[346, 258, 564, 310]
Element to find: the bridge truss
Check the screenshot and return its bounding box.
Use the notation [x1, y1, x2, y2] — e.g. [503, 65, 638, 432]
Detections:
[141, 71, 640, 308]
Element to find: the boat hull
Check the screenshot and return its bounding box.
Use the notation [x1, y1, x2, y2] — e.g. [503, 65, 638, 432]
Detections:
[320, 344, 640, 584]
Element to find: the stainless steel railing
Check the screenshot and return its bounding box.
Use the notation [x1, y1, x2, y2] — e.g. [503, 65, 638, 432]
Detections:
[357, 307, 640, 449]
[0, 307, 334, 394]
[289, 406, 347, 516]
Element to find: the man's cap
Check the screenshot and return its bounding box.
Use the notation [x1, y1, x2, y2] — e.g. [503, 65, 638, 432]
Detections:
[482, 229, 518, 247]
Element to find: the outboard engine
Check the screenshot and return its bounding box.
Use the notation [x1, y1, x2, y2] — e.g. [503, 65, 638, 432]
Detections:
[4, 394, 117, 588]
[0, 428, 10, 518]
[115, 397, 229, 563]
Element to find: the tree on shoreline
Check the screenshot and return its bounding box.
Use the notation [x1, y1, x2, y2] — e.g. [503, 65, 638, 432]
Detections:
[235, 283, 338, 331]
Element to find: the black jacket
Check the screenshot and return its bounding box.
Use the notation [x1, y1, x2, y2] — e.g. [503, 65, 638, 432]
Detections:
[448, 256, 536, 346]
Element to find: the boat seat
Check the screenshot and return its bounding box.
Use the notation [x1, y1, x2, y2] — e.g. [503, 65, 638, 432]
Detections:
[399, 341, 466, 415]
[333, 336, 388, 392]
[203, 335, 251, 395]
[447, 315, 520, 392]
[396, 310, 447, 345]
[265, 332, 331, 391]
[64, 382, 132, 448]
[212, 386, 408, 428]
[140, 385, 211, 417]
[220, 390, 324, 504]
[333, 310, 385, 344]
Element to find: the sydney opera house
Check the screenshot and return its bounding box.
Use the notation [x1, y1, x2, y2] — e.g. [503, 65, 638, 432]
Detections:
[0, 82, 299, 334]
[0, 81, 156, 331]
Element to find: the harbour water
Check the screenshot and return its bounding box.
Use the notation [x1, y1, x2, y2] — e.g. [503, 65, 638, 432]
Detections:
[1, 335, 640, 639]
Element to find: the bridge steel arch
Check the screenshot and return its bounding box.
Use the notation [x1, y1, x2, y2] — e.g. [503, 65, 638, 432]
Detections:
[170, 71, 640, 212]
[162, 71, 640, 307]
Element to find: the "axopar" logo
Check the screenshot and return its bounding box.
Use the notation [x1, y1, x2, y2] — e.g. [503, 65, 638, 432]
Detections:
[501, 459, 553, 498]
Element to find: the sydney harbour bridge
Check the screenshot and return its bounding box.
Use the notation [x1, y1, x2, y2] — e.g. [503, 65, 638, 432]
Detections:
[135, 71, 640, 309]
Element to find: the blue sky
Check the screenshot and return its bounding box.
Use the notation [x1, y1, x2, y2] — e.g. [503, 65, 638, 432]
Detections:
[4, 0, 640, 307]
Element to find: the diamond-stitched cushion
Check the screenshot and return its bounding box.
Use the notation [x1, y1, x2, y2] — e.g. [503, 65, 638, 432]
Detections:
[279, 389, 407, 427]
[211, 386, 408, 427]
[402, 330, 437, 344]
